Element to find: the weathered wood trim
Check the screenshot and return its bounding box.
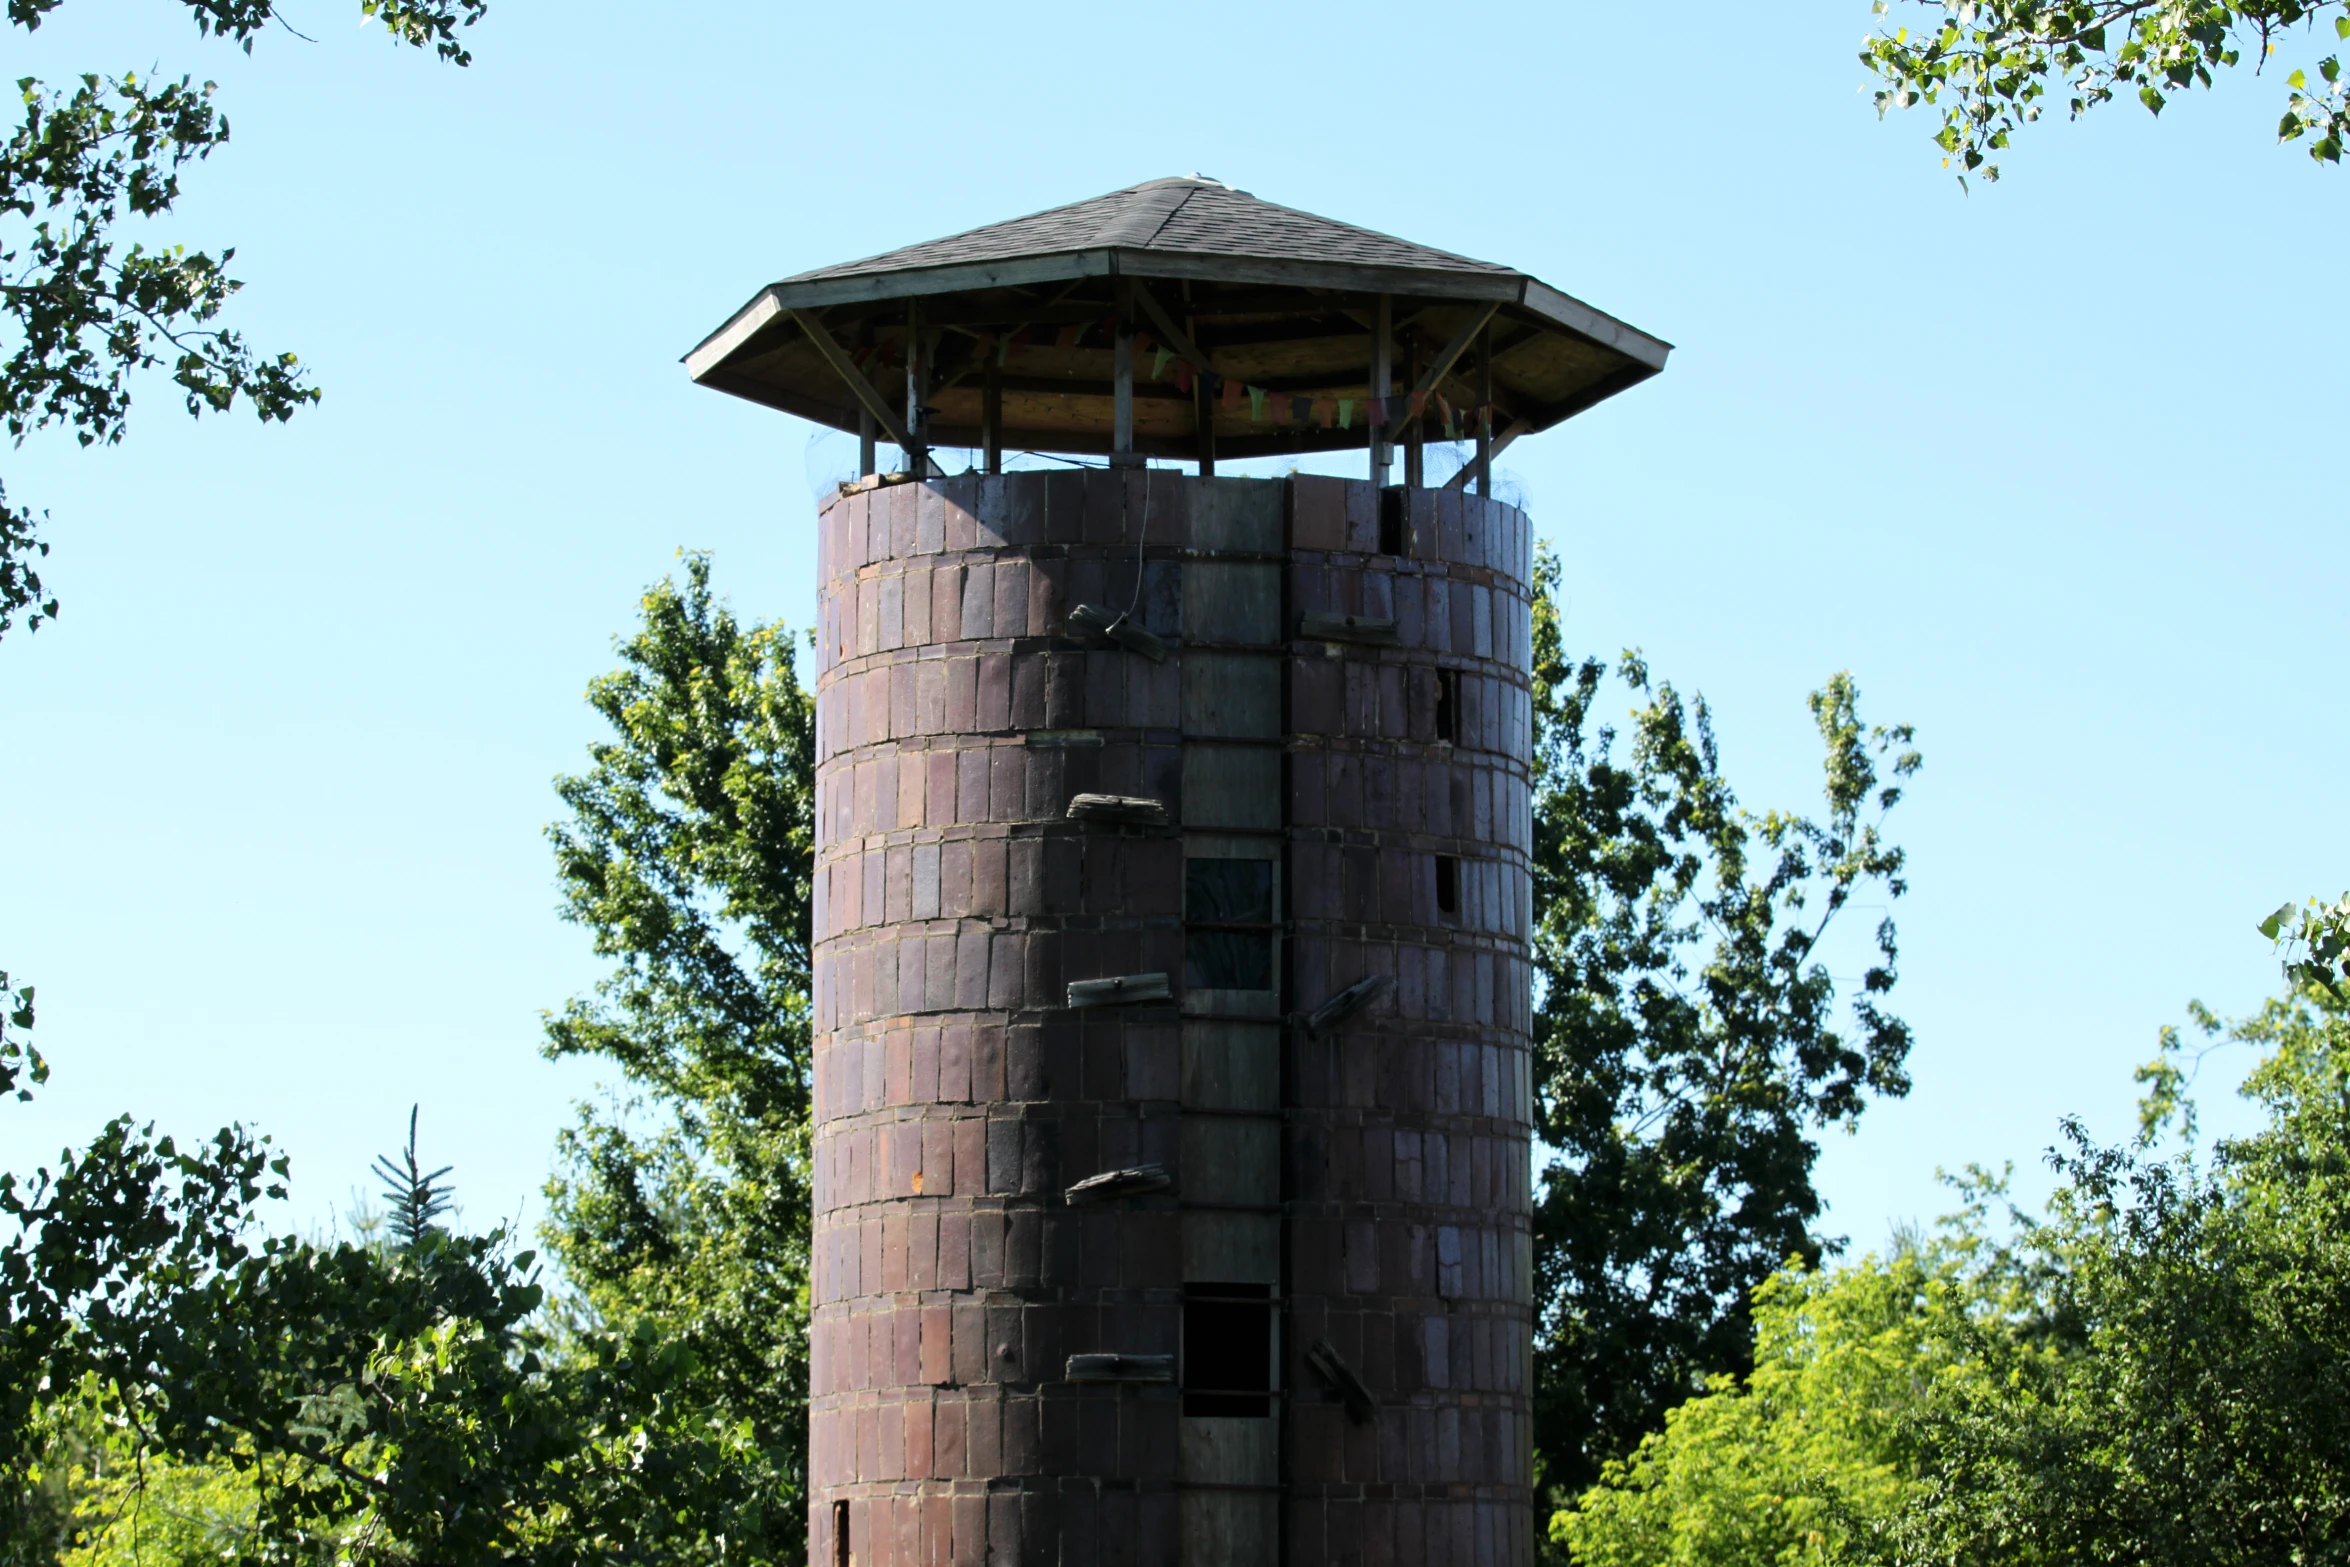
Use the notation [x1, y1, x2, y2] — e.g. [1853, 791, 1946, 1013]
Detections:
[1518, 279, 1673, 370]
[684, 289, 783, 380]
[765, 251, 1115, 312]
[1113, 248, 1523, 302]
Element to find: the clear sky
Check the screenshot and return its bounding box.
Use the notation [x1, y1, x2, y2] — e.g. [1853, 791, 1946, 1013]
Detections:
[3, 1, 2343, 1252]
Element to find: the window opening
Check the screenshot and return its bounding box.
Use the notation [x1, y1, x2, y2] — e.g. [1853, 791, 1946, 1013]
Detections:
[1184, 1281, 1274, 1417]
[1435, 855, 1460, 917]
[1185, 858, 1276, 991]
[833, 1499, 851, 1567]
[1378, 487, 1407, 556]
[1435, 668, 1458, 743]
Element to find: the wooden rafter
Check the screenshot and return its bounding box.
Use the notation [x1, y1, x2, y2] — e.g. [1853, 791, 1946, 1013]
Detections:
[1444, 416, 1529, 491]
[1382, 302, 1501, 439]
[788, 308, 917, 453]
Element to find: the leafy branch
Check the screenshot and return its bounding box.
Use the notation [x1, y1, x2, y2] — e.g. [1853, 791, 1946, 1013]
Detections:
[1863, 1, 2350, 182]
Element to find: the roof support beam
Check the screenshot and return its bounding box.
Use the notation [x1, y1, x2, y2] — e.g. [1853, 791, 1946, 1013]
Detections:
[1126, 279, 1217, 376]
[1445, 416, 1528, 491]
[788, 307, 918, 456]
[1382, 300, 1501, 441]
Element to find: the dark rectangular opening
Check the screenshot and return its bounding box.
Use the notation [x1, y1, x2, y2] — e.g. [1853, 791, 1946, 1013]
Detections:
[833, 1499, 850, 1567]
[1378, 486, 1407, 555]
[1435, 854, 1459, 917]
[1435, 668, 1458, 743]
[1184, 1282, 1273, 1418]
[1185, 858, 1276, 991]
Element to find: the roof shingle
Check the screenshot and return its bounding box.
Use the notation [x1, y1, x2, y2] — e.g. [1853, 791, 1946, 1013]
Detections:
[783, 176, 1514, 286]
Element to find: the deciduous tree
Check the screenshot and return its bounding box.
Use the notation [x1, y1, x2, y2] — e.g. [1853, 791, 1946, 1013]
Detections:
[1527, 544, 1921, 1515]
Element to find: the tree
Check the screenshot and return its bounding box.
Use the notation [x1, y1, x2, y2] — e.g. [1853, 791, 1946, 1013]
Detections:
[540, 552, 819, 1564]
[1551, 1199, 2034, 1567]
[1555, 985, 2350, 1567]
[1527, 543, 1922, 1515]
[6, 1091, 776, 1565]
[0, 0, 484, 637]
[1883, 988, 2350, 1565]
[1864, 1, 2350, 183]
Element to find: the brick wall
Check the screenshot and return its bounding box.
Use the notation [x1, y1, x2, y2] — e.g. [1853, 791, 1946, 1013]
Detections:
[810, 470, 1535, 1567]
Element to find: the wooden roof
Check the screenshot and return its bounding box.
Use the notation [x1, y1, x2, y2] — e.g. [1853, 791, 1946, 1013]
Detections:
[684, 177, 1671, 461]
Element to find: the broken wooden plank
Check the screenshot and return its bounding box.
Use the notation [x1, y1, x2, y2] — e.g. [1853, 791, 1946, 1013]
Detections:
[1066, 1352, 1175, 1384]
[1064, 1163, 1173, 1204]
[1067, 602, 1169, 663]
[1068, 973, 1172, 1008]
[1304, 974, 1393, 1036]
[1306, 1338, 1376, 1425]
[1298, 613, 1399, 646]
[1066, 793, 1168, 827]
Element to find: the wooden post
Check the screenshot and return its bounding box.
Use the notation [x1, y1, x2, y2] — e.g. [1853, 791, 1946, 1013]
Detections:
[982, 349, 1002, 476]
[1403, 329, 1424, 490]
[1190, 303, 1215, 476]
[903, 299, 928, 477]
[858, 406, 876, 481]
[1112, 278, 1138, 467]
[1370, 294, 1391, 487]
[1474, 320, 1492, 497]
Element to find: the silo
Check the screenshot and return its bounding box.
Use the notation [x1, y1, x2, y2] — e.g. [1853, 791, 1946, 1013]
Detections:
[684, 177, 1669, 1567]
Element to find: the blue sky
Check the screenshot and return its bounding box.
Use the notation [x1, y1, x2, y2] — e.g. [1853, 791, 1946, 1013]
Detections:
[3, 1, 2343, 1250]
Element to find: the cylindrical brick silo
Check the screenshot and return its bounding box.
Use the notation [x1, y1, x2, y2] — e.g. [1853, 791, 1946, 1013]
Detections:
[807, 469, 1536, 1567]
[682, 174, 1667, 1567]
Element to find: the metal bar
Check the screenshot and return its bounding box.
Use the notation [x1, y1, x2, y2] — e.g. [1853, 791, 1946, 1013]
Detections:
[786, 307, 918, 455]
[859, 405, 876, 479]
[1369, 294, 1391, 486]
[1381, 300, 1502, 441]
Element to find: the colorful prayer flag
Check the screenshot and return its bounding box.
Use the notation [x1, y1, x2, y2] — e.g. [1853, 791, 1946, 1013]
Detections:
[1172, 360, 1194, 394]
[1220, 376, 1240, 410]
[1338, 398, 1354, 430]
[1152, 347, 1173, 381]
[1247, 385, 1267, 422]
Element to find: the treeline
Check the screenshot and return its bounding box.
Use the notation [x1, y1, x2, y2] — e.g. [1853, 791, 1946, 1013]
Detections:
[1556, 989, 2350, 1565]
[4, 546, 1925, 1563]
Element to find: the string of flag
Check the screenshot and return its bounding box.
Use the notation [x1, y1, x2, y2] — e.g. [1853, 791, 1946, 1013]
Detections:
[849, 322, 1497, 440]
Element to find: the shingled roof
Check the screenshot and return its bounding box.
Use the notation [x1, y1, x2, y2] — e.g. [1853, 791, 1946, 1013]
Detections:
[686, 177, 1669, 463]
[781, 177, 1517, 288]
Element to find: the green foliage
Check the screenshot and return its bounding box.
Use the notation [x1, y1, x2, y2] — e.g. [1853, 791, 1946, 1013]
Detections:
[1554, 1168, 2056, 1567]
[1864, 1, 2350, 183]
[1883, 990, 2350, 1564]
[1527, 544, 1922, 1515]
[371, 1104, 455, 1250]
[541, 551, 819, 1563]
[3, 1087, 775, 1564]
[1559, 988, 2350, 1566]
[2261, 891, 2350, 997]
[0, 0, 483, 638]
